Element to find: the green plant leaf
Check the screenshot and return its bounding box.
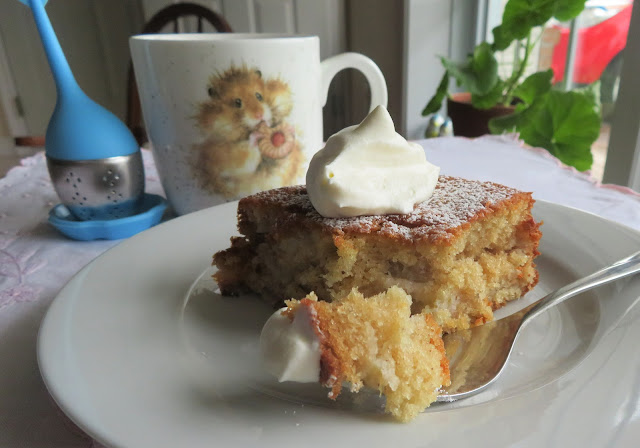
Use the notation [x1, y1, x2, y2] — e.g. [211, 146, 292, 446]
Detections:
[441, 43, 498, 95]
[518, 90, 599, 171]
[470, 43, 499, 94]
[489, 109, 524, 133]
[491, 25, 512, 51]
[574, 80, 601, 114]
[472, 80, 504, 109]
[422, 72, 449, 116]
[512, 69, 553, 105]
[492, 0, 556, 50]
[554, 0, 587, 21]
[440, 57, 465, 86]
[551, 141, 594, 170]
[488, 97, 543, 133]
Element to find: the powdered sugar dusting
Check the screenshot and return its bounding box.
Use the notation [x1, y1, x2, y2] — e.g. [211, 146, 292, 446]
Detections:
[242, 176, 527, 243]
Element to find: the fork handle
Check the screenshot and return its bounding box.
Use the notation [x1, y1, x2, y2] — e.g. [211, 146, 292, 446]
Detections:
[523, 250, 640, 325]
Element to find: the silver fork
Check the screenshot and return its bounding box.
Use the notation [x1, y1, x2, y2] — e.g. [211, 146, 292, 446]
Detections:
[437, 250, 640, 402]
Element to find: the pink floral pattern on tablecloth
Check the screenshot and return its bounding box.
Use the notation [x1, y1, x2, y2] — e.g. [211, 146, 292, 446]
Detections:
[0, 148, 166, 447]
[0, 149, 164, 312]
[0, 235, 47, 308]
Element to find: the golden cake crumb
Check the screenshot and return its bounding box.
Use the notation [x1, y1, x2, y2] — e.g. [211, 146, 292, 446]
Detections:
[285, 286, 450, 422]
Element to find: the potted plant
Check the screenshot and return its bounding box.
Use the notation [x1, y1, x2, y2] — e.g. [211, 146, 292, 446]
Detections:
[423, 0, 601, 171]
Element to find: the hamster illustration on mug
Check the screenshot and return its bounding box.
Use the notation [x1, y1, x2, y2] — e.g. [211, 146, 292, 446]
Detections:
[192, 65, 304, 198]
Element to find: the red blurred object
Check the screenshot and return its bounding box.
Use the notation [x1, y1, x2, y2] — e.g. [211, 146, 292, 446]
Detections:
[550, 4, 632, 84]
[271, 131, 286, 147]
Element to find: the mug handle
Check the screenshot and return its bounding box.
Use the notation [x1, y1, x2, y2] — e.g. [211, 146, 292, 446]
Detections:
[320, 52, 388, 111]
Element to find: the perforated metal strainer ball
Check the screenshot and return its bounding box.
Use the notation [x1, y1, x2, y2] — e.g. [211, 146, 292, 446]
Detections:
[47, 152, 145, 221]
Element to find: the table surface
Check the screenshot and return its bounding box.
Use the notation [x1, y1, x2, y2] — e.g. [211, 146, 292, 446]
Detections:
[1, 135, 639, 447]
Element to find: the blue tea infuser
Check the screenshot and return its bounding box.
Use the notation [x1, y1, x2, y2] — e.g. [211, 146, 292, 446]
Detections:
[19, 0, 166, 239]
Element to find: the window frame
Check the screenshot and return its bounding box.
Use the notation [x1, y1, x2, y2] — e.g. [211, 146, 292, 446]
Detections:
[602, 0, 640, 190]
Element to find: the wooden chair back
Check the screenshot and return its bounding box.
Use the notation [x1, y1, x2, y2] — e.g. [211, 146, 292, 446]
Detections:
[126, 2, 233, 145]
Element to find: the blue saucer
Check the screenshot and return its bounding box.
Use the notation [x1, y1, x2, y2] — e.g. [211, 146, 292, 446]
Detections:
[49, 194, 168, 241]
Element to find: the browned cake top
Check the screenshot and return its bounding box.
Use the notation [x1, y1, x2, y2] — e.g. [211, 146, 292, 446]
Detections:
[239, 175, 532, 243]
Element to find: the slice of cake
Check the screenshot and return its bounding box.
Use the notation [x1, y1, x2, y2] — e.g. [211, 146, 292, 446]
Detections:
[260, 286, 450, 422]
[214, 176, 541, 333]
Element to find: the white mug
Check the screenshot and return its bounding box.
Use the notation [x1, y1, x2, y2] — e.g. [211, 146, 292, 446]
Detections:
[130, 34, 388, 215]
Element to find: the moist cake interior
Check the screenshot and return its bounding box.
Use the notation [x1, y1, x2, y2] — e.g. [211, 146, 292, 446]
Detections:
[284, 286, 450, 422]
[214, 176, 541, 333]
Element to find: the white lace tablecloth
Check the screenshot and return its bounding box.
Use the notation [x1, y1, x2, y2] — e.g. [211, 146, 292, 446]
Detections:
[1, 137, 639, 447]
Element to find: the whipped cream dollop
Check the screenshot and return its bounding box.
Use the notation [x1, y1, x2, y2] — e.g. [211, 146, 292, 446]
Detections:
[260, 307, 321, 383]
[306, 106, 440, 218]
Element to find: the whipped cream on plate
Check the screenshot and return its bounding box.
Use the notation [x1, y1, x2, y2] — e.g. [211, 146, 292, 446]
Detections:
[306, 105, 440, 218]
[260, 306, 320, 382]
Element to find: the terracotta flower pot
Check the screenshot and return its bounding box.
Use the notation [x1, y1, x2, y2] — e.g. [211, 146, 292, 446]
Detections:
[447, 92, 515, 138]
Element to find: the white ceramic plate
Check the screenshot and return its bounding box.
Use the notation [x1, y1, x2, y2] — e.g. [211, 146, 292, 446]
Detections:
[38, 201, 640, 448]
